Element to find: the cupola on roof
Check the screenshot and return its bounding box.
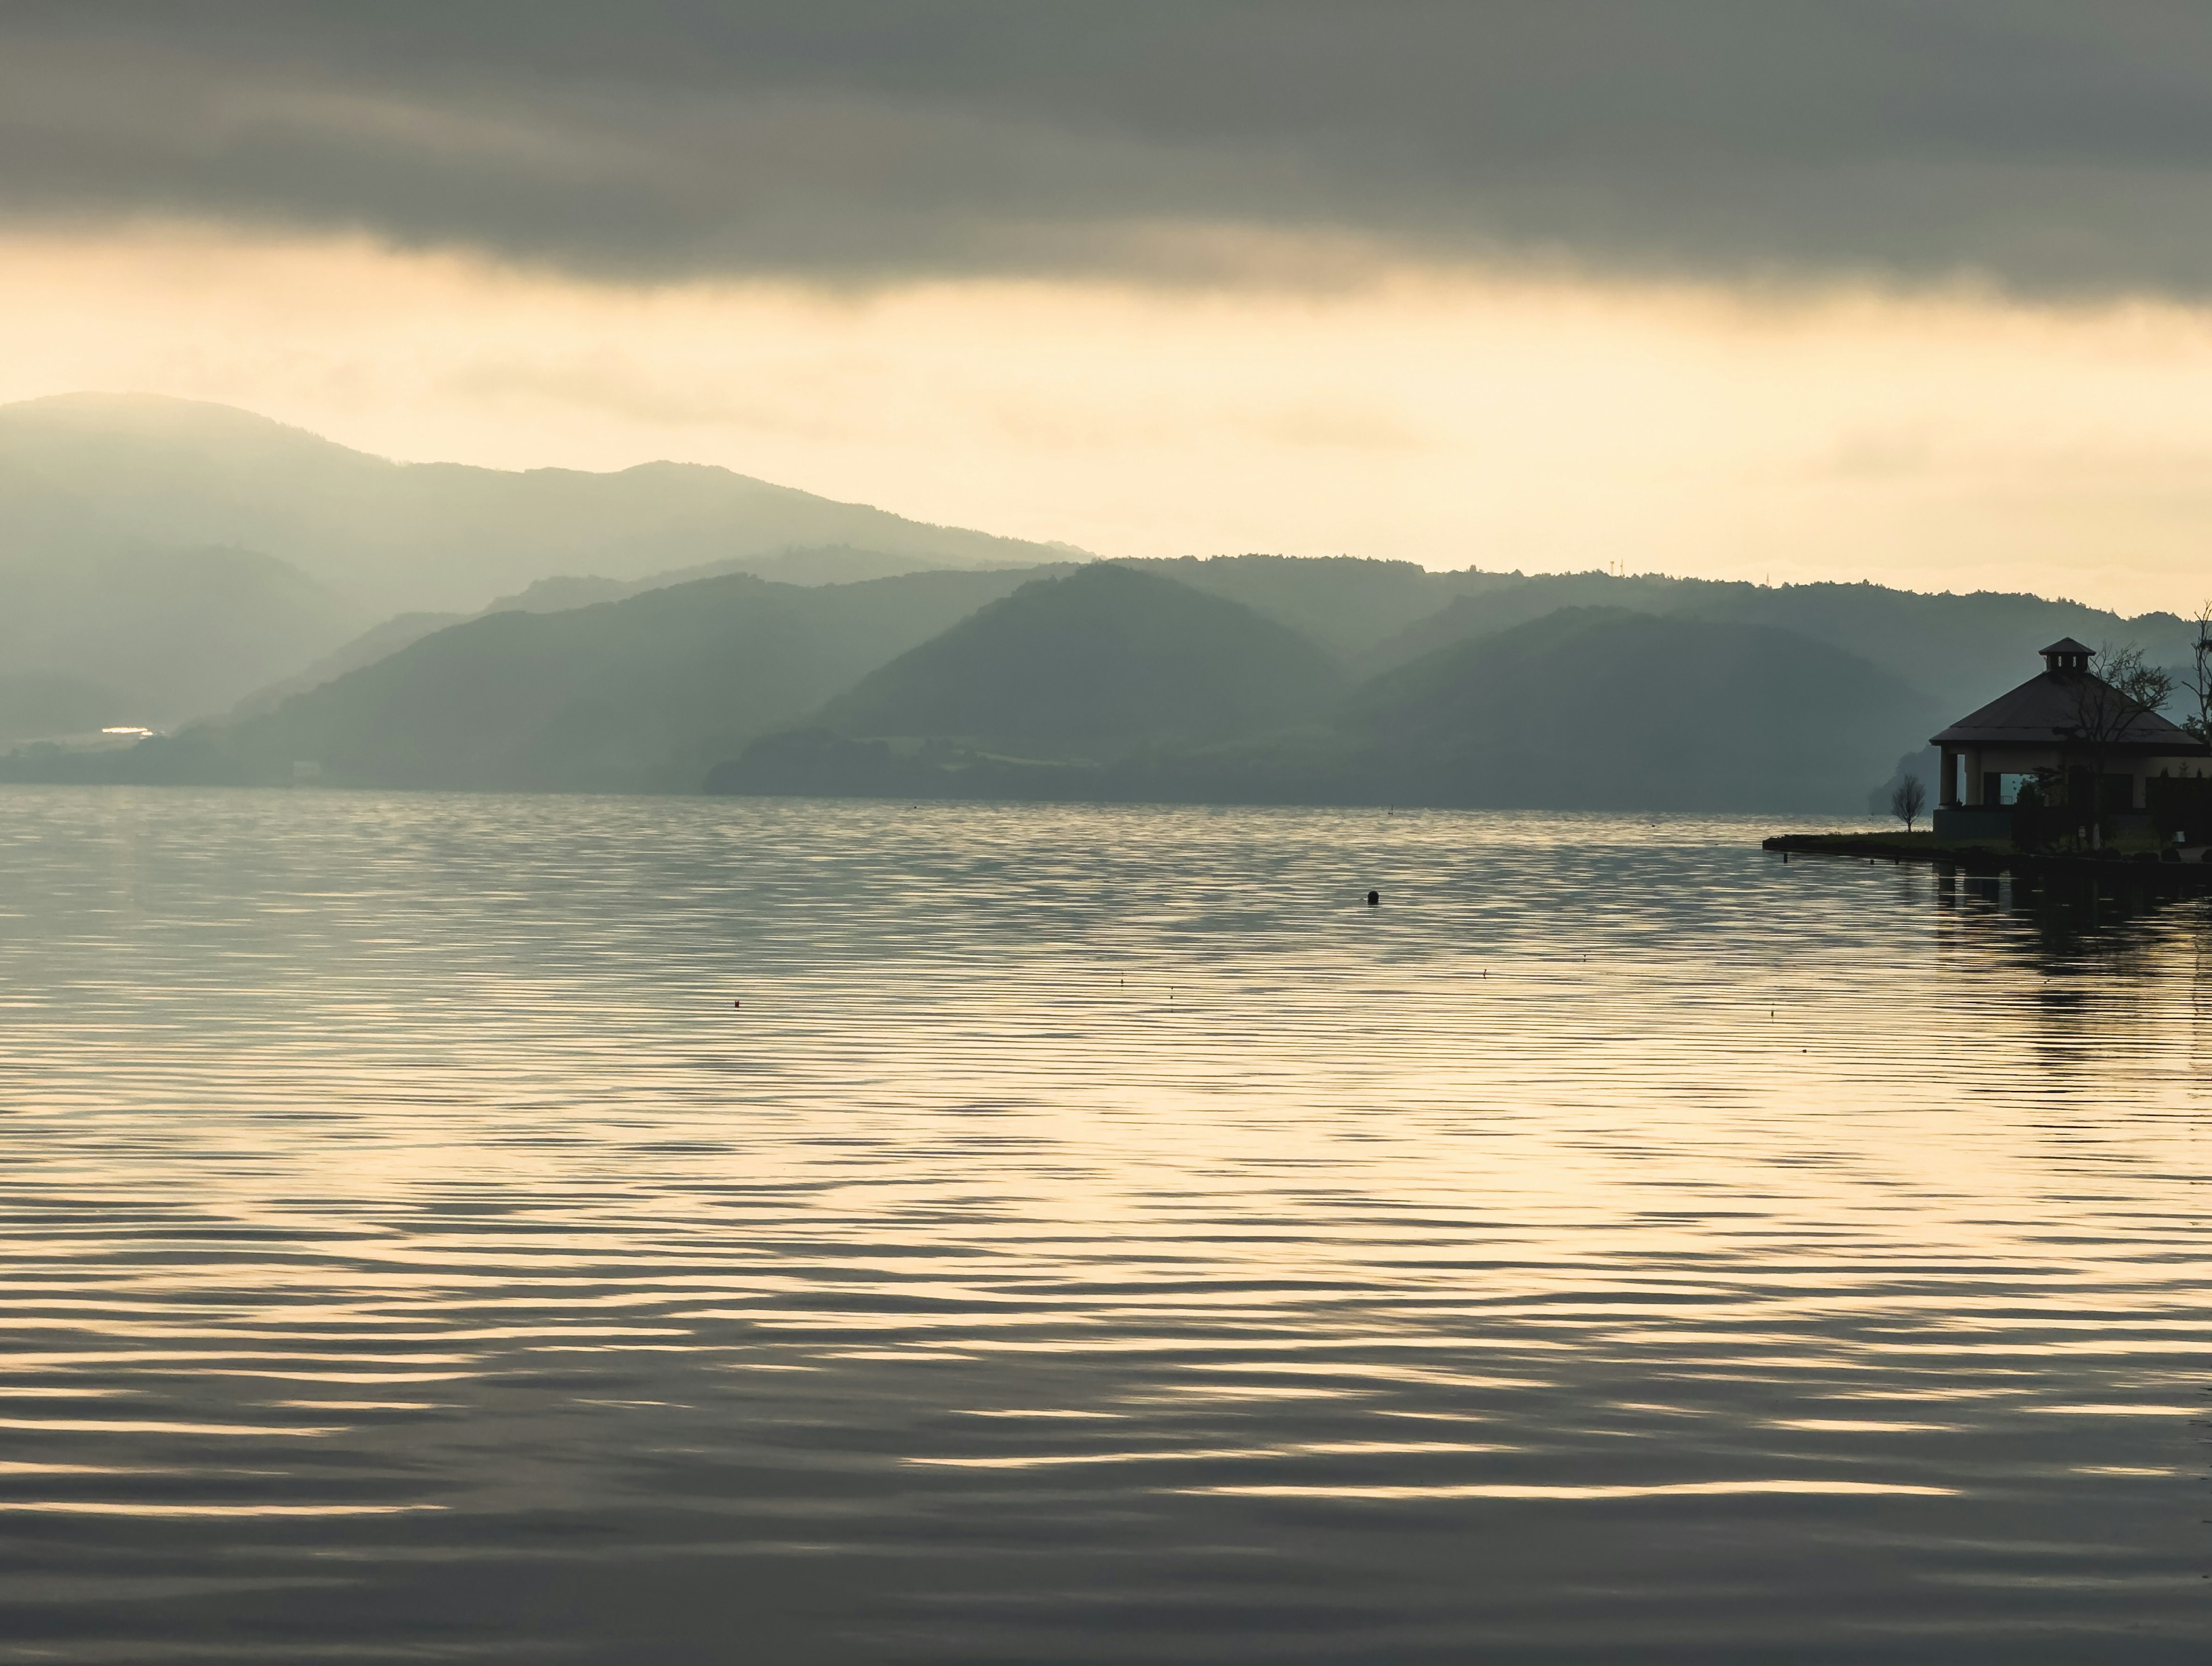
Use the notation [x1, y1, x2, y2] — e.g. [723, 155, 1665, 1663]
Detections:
[1930, 642, 2206, 751]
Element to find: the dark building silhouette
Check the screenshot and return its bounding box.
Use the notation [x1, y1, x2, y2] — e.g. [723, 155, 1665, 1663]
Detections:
[1930, 639, 2210, 843]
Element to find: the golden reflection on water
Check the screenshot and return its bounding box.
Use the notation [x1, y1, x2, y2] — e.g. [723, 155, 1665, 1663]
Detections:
[0, 787, 2205, 1663]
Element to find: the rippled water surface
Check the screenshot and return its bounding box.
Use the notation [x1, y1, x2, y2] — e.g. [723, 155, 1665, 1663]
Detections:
[0, 787, 2205, 1663]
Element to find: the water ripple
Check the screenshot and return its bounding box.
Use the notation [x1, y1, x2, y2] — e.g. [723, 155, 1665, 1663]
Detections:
[0, 788, 2205, 1663]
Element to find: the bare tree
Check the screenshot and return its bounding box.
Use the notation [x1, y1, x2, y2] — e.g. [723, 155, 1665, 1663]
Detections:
[2057, 642, 2176, 847]
[2177, 601, 2212, 747]
[1889, 774, 1926, 832]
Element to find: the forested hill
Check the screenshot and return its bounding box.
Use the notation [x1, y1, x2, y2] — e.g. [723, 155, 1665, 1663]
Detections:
[819, 563, 1343, 755]
[1340, 569, 2195, 719]
[39, 566, 1057, 795]
[710, 593, 1937, 813]
[1107, 558, 2195, 720]
[7, 549, 2195, 814]
[1334, 607, 1934, 811]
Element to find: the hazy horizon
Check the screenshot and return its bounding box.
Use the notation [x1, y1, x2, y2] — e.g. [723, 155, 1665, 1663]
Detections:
[2, 382, 2203, 624]
[10, 7, 2212, 616]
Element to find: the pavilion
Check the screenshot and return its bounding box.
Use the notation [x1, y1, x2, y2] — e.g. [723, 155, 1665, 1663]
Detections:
[1929, 638, 2211, 842]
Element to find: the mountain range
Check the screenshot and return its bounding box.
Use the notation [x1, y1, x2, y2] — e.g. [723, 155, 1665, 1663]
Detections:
[0, 392, 1074, 735]
[3, 396, 2204, 814]
[210, 566, 1062, 794]
[704, 575, 1933, 812]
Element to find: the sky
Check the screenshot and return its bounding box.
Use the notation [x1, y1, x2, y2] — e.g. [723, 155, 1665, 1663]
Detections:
[7, 2, 2212, 615]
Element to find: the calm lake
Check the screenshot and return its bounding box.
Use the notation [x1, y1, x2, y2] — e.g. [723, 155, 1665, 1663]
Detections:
[0, 787, 2204, 1663]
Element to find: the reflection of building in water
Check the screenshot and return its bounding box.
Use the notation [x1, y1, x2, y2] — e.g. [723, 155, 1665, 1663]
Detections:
[1930, 639, 2211, 844]
[1930, 860, 2211, 995]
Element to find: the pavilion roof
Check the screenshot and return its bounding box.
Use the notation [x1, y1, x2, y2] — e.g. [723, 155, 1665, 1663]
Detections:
[1930, 667, 2206, 751]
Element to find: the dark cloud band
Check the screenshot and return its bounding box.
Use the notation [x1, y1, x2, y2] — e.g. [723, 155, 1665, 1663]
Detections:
[7, 2, 2212, 291]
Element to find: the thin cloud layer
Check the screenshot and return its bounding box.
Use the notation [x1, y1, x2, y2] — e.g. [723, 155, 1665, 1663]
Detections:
[10, 2, 2212, 290]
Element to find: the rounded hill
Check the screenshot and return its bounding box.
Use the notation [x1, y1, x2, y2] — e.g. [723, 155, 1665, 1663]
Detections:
[820, 563, 1342, 756]
[1344, 606, 1939, 811]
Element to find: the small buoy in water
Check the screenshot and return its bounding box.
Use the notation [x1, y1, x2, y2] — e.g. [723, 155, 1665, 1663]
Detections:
[1366, 890, 1380, 906]
[733, 1001, 741, 1008]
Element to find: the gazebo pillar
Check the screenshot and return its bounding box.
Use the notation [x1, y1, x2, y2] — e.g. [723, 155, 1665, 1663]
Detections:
[1939, 745, 1960, 808]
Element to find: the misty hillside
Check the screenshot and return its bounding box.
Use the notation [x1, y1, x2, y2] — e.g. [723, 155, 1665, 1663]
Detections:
[17, 540, 2175, 812]
[1369, 570, 2198, 716]
[1336, 607, 1938, 811]
[2, 405, 2195, 813]
[1119, 556, 2196, 717]
[225, 611, 468, 721]
[0, 541, 365, 738]
[0, 393, 1083, 614]
[821, 564, 1342, 755]
[482, 544, 984, 615]
[183, 565, 1061, 793]
[712, 603, 1937, 812]
[220, 546, 984, 720]
[3, 394, 2191, 762]
[1126, 555, 1488, 658]
[221, 547, 953, 722]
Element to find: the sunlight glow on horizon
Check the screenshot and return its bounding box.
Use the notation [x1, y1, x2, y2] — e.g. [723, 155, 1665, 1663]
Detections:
[7, 224, 2212, 616]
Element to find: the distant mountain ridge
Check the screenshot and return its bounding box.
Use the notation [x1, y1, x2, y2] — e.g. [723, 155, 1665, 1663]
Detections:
[1357, 570, 2199, 720]
[1335, 606, 1934, 809]
[820, 564, 1343, 755]
[13, 547, 2202, 813]
[0, 540, 363, 737]
[179, 565, 1069, 794]
[708, 585, 1936, 812]
[213, 545, 980, 727]
[478, 543, 984, 615]
[0, 393, 1085, 614]
[0, 392, 1091, 732]
[1, 393, 2202, 809]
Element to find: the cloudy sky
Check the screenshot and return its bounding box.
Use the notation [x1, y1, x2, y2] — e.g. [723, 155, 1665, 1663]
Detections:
[7, 2, 2212, 612]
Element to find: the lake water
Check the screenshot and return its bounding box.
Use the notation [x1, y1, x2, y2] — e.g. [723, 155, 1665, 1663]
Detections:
[0, 787, 2204, 1663]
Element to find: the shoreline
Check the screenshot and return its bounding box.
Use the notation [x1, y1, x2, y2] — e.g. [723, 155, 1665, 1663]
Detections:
[1764, 830, 2212, 887]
